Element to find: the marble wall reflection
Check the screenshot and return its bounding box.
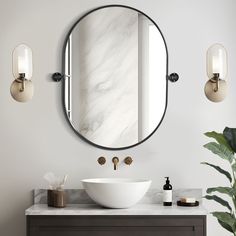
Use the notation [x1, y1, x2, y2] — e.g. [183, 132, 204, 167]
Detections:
[71, 8, 138, 148]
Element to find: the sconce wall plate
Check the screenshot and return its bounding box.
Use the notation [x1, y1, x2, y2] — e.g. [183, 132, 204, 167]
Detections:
[204, 79, 227, 103]
[10, 80, 34, 102]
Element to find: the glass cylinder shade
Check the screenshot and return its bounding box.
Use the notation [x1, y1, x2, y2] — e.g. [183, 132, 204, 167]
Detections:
[207, 44, 227, 79]
[12, 44, 33, 79]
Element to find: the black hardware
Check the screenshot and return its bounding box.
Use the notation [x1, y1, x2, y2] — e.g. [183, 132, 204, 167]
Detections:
[52, 72, 64, 82]
[167, 73, 179, 82]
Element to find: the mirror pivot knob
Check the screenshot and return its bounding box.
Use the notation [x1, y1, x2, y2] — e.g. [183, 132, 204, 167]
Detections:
[168, 73, 179, 82]
[52, 72, 63, 82]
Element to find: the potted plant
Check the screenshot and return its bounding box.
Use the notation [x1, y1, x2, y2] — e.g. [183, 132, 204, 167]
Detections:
[202, 127, 236, 235]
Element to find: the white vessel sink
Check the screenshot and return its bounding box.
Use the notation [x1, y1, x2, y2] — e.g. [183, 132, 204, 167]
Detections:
[81, 178, 151, 208]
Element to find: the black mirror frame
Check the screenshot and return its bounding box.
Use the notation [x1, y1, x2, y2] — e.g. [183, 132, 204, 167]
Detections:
[52, 4, 178, 150]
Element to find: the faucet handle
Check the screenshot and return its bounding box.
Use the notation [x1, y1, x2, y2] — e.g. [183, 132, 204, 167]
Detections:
[97, 156, 106, 165]
[124, 156, 133, 165]
[112, 157, 119, 170]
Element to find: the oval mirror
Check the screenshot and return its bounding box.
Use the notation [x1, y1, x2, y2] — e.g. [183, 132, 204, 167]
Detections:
[61, 5, 173, 150]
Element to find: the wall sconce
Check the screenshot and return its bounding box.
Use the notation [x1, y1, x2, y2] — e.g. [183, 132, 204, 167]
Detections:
[10, 44, 33, 102]
[205, 43, 227, 103]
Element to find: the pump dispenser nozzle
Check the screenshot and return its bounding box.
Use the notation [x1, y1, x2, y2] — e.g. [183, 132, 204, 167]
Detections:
[165, 177, 170, 184]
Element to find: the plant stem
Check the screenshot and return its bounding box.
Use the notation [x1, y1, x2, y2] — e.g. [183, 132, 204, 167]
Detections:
[230, 164, 236, 217]
[232, 166, 236, 182]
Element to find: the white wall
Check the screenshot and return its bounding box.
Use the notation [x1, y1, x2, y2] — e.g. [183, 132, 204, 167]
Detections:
[0, 0, 236, 235]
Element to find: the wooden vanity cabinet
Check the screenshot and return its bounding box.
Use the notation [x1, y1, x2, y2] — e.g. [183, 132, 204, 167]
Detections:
[27, 215, 206, 236]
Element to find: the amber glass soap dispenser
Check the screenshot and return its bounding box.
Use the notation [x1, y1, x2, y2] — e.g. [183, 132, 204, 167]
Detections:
[163, 177, 172, 206]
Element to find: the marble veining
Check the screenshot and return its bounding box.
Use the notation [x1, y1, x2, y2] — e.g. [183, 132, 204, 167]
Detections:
[25, 204, 207, 216]
[29, 189, 206, 215]
[70, 7, 139, 148]
[34, 189, 202, 204]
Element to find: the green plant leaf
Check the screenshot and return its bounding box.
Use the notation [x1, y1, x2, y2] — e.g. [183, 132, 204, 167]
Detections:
[201, 162, 232, 183]
[212, 212, 236, 231]
[232, 163, 236, 173]
[204, 195, 232, 211]
[207, 187, 236, 197]
[223, 127, 236, 153]
[205, 131, 234, 152]
[204, 142, 234, 163]
[218, 219, 234, 233]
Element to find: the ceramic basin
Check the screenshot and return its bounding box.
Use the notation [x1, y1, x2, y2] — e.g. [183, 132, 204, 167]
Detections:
[81, 178, 151, 208]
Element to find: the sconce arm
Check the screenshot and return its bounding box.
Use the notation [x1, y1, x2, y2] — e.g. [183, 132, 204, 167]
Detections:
[15, 73, 26, 92]
[210, 73, 220, 92]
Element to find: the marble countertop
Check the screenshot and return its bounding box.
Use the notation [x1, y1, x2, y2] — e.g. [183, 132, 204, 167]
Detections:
[25, 204, 208, 216]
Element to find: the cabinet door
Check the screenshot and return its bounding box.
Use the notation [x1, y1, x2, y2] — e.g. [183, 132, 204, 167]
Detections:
[27, 215, 206, 236]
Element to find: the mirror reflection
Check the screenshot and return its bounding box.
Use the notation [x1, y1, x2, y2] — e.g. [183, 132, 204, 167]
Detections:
[64, 6, 167, 149]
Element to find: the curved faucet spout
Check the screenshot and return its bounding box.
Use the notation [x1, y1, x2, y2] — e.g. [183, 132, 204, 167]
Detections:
[112, 157, 119, 170]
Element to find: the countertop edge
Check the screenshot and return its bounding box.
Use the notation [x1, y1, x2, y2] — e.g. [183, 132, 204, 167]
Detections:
[25, 204, 208, 216]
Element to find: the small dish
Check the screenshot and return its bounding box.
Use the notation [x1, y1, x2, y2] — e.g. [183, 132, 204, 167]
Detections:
[177, 200, 199, 207]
